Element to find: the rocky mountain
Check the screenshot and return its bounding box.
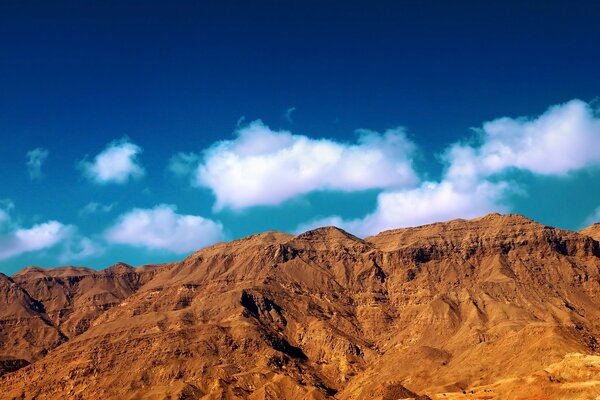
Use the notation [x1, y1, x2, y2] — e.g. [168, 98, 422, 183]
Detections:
[581, 222, 600, 242]
[1, 214, 600, 399]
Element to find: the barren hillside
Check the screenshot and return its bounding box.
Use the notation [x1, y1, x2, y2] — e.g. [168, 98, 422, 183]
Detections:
[2, 214, 600, 399]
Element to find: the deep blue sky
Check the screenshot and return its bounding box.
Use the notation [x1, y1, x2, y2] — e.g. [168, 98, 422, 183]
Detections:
[1, 1, 600, 274]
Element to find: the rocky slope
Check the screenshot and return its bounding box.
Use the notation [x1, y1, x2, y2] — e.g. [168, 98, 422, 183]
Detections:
[1, 214, 600, 399]
[581, 222, 600, 242]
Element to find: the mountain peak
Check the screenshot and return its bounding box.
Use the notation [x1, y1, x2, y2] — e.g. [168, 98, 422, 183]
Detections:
[290, 226, 368, 250]
[472, 212, 536, 224]
[104, 262, 134, 273]
[295, 225, 359, 240]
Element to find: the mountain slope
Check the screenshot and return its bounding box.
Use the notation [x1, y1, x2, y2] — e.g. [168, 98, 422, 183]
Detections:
[581, 222, 600, 242]
[0, 273, 65, 374]
[12, 263, 165, 338]
[1, 214, 600, 399]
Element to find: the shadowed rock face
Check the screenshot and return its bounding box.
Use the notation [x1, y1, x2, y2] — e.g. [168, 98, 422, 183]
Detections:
[1, 214, 600, 399]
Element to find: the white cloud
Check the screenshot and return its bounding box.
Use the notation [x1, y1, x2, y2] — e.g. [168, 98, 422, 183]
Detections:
[80, 138, 145, 184]
[445, 99, 600, 181]
[0, 201, 100, 262]
[296, 99, 600, 237]
[297, 180, 509, 237]
[105, 204, 224, 253]
[183, 120, 418, 210]
[26, 147, 49, 180]
[0, 220, 74, 261]
[79, 201, 117, 217]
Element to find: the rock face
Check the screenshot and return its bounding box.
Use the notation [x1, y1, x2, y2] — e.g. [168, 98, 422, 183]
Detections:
[1, 214, 600, 399]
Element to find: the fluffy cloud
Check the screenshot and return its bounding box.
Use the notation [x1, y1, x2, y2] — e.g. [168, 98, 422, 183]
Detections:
[297, 180, 509, 237]
[445, 99, 600, 181]
[105, 204, 224, 253]
[0, 220, 74, 261]
[0, 201, 100, 262]
[80, 138, 145, 184]
[177, 120, 419, 210]
[26, 147, 49, 180]
[297, 99, 600, 236]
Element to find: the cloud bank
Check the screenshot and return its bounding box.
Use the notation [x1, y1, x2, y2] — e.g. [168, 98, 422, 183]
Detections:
[105, 204, 224, 253]
[175, 120, 419, 210]
[80, 138, 145, 184]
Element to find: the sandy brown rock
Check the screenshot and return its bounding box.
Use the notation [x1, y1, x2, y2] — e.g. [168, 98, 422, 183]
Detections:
[581, 222, 600, 242]
[0, 273, 65, 367]
[429, 352, 600, 399]
[12, 262, 166, 338]
[2, 214, 600, 399]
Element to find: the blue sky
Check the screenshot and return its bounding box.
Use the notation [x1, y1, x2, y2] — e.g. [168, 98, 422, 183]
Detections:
[1, 1, 600, 274]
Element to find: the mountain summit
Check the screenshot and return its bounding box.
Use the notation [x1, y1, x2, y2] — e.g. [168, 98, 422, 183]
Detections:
[2, 213, 600, 399]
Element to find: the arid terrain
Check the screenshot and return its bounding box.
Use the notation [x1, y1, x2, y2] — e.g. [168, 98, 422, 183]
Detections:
[2, 214, 600, 399]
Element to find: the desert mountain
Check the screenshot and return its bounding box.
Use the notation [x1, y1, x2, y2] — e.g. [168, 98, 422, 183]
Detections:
[581, 222, 600, 242]
[1, 214, 600, 399]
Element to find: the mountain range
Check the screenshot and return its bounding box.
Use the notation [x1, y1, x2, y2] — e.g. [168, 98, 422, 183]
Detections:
[2, 214, 600, 399]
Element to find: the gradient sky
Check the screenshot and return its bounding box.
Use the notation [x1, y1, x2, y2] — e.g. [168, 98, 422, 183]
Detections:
[1, 1, 600, 274]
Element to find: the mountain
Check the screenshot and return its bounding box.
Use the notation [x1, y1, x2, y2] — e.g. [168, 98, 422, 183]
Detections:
[1, 214, 600, 399]
[581, 222, 600, 242]
[11, 263, 165, 337]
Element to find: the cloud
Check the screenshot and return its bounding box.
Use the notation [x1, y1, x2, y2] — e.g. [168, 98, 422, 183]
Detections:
[297, 180, 509, 237]
[283, 107, 296, 123]
[79, 202, 117, 217]
[445, 99, 600, 181]
[0, 201, 101, 262]
[296, 99, 600, 236]
[80, 138, 145, 184]
[105, 204, 224, 253]
[26, 147, 49, 180]
[0, 220, 74, 261]
[59, 237, 104, 263]
[180, 120, 418, 211]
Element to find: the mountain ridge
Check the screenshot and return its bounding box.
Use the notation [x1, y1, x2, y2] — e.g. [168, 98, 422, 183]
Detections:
[1, 213, 600, 399]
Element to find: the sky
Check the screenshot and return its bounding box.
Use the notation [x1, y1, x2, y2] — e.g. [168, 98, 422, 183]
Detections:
[1, 1, 600, 274]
